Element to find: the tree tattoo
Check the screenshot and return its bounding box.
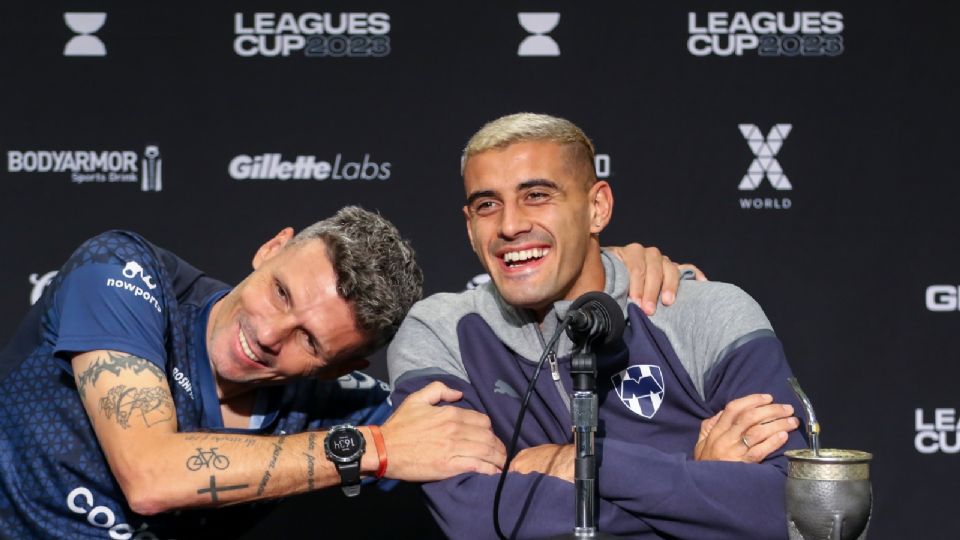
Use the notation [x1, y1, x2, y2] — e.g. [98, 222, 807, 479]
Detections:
[76, 351, 165, 399]
[98, 384, 174, 429]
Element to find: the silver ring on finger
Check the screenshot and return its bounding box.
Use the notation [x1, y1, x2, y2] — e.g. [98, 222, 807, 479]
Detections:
[741, 435, 751, 449]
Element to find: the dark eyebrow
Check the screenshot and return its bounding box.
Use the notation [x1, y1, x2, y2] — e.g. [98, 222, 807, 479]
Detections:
[518, 178, 560, 191]
[466, 179, 560, 206]
[465, 190, 497, 207]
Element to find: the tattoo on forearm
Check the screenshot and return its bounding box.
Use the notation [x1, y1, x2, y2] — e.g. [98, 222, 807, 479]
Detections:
[98, 384, 174, 429]
[303, 433, 317, 490]
[186, 447, 231, 471]
[76, 351, 165, 399]
[197, 475, 248, 503]
[256, 434, 287, 496]
[183, 433, 260, 449]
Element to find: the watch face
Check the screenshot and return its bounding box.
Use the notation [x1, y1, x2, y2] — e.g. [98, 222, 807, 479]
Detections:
[328, 430, 361, 460]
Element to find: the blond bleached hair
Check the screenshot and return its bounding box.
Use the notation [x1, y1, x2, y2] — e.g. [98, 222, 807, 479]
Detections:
[461, 113, 596, 181]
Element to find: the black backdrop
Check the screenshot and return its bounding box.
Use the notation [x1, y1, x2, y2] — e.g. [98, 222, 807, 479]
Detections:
[1, 2, 958, 538]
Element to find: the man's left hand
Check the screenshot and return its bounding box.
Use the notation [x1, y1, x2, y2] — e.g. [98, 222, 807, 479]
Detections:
[694, 394, 800, 463]
[606, 243, 707, 316]
[508, 444, 574, 483]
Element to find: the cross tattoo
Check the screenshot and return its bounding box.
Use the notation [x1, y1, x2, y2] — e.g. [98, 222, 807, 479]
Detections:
[197, 475, 249, 503]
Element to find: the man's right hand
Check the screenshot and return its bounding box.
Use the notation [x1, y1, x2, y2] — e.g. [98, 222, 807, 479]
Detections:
[378, 381, 506, 482]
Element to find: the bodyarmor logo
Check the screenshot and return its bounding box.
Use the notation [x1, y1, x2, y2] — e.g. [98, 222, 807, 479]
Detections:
[612, 365, 665, 419]
[6, 146, 163, 192]
[738, 124, 792, 190]
[64, 13, 107, 57]
[518, 13, 560, 57]
[141, 145, 162, 192]
[29, 270, 59, 305]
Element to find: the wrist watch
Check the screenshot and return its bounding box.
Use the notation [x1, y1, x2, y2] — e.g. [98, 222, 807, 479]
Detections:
[324, 424, 366, 497]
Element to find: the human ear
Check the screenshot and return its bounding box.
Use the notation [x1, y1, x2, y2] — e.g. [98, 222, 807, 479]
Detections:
[252, 227, 295, 269]
[588, 181, 614, 233]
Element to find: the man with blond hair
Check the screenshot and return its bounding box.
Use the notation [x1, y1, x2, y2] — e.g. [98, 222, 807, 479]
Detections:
[389, 113, 805, 538]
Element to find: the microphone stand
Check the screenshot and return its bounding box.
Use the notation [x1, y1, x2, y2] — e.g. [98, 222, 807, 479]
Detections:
[551, 341, 617, 539]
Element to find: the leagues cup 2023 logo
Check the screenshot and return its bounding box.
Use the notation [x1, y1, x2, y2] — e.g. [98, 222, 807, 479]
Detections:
[688, 12, 843, 57]
[6, 146, 162, 192]
[234, 12, 390, 57]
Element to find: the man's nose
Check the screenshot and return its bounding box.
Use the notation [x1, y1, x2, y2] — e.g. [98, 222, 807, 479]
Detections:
[256, 312, 297, 354]
[499, 201, 532, 239]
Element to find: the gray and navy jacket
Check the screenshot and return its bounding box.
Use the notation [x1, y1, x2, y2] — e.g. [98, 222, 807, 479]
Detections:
[388, 252, 808, 539]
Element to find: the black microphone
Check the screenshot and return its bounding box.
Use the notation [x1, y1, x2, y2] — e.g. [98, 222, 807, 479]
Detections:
[565, 292, 626, 349]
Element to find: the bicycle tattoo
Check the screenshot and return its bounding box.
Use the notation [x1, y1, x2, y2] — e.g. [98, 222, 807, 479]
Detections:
[186, 447, 231, 471]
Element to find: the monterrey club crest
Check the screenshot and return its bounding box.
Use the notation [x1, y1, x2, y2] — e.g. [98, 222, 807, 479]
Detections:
[612, 365, 665, 419]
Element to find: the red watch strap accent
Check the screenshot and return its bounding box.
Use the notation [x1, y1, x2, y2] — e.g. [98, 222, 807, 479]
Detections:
[369, 425, 388, 479]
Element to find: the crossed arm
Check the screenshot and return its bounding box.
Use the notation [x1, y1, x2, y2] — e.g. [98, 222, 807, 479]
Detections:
[71, 350, 505, 515]
[511, 393, 799, 481]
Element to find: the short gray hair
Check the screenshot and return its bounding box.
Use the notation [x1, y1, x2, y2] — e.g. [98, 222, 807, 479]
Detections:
[461, 112, 596, 180]
[292, 206, 423, 356]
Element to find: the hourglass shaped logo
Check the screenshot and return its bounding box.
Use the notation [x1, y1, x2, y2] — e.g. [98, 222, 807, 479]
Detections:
[517, 12, 560, 57]
[64, 12, 107, 57]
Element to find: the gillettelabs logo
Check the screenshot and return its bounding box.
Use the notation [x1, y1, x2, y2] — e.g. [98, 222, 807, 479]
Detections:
[234, 12, 390, 57]
[64, 12, 107, 57]
[518, 12, 560, 57]
[229, 153, 391, 181]
[926, 285, 960, 311]
[688, 12, 844, 57]
[6, 146, 163, 192]
[915, 408, 960, 453]
[737, 124, 793, 210]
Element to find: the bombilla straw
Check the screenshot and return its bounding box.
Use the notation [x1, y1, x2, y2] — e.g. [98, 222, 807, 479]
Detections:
[787, 377, 821, 456]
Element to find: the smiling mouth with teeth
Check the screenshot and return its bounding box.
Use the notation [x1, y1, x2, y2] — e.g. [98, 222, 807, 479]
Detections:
[238, 327, 264, 365]
[503, 247, 549, 267]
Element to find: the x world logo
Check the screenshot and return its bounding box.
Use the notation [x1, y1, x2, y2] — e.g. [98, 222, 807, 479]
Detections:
[738, 124, 792, 190]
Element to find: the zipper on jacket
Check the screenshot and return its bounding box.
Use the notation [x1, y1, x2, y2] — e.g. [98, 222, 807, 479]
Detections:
[535, 328, 570, 412]
[548, 351, 560, 381]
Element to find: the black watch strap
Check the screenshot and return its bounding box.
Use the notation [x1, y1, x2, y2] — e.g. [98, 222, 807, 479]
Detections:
[325, 424, 366, 498]
[337, 461, 361, 497]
